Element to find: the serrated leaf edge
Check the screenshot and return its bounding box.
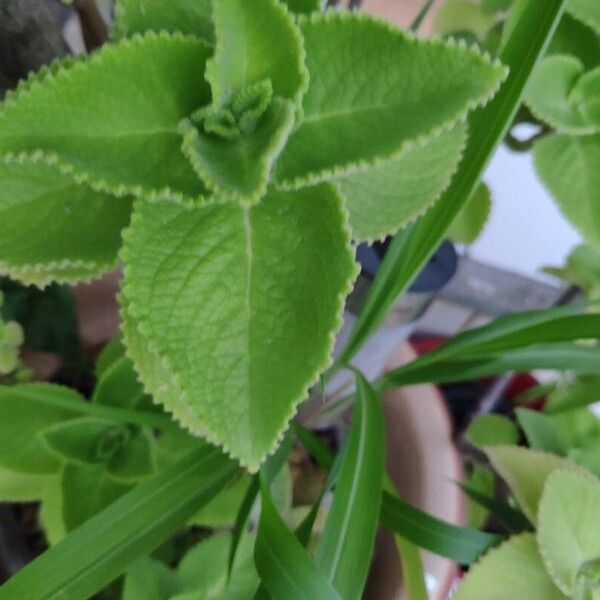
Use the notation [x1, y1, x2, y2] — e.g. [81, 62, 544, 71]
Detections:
[120, 188, 358, 471]
[275, 10, 508, 191]
[179, 98, 296, 206]
[343, 122, 469, 245]
[0, 31, 214, 209]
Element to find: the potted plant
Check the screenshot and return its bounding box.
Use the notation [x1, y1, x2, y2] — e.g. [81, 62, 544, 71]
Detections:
[1, 0, 598, 599]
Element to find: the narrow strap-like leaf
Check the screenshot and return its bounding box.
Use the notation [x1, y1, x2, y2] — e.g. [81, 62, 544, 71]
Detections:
[314, 373, 385, 600]
[254, 476, 341, 600]
[0, 446, 237, 600]
[380, 491, 501, 565]
[337, 0, 566, 366]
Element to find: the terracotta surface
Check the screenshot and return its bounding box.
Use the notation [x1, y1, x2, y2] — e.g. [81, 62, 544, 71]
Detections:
[366, 345, 463, 600]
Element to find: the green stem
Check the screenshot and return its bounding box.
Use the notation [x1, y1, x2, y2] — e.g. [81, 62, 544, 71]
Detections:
[11, 387, 180, 431]
[410, 0, 437, 33]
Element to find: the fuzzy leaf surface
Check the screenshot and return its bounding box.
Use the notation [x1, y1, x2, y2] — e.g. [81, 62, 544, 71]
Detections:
[534, 134, 600, 248]
[0, 33, 212, 206]
[274, 12, 506, 188]
[122, 186, 357, 469]
[180, 97, 295, 204]
[339, 124, 466, 243]
[538, 470, 600, 597]
[113, 0, 213, 42]
[525, 55, 599, 134]
[454, 534, 568, 600]
[0, 159, 131, 286]
[207, 0, 308, 107]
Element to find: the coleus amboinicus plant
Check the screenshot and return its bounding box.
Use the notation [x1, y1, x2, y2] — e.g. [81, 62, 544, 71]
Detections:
[0, 0, 506, 469]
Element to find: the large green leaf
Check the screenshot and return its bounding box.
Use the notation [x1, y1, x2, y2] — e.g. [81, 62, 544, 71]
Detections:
[121, 185, 357, 469]
[335, 0, 565, 366]
[454, 534, 568, 600]
[0, 33, 212, 206]
[448, 181, 491, 244]
[380, 491, 500, 565]
[534, 134, 600, 248]
[486, 445, 580, 523]
[314, 373, 385, 600]
[0, 466, 50, 502]
[113, 0, 213, 42]
[538, 470, 600, 598]
[548, 14, 600, 69]
[207, 0, 308, 108]
[0, 158, 131, 286]
[0, 445, 237, 600]
[515, 408, 567, 455]
[0, 383, 82, 474]
[339, 124, 467, 243]
[568, 0, 600, 33]
[274, 12, 506, 188]
[525, 55, 600, 134]
[254, 476, 341, 600]
[466, 414, 519, 451]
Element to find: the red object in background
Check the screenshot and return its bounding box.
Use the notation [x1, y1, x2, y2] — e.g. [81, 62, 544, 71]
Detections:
[410, 336, 547, 410]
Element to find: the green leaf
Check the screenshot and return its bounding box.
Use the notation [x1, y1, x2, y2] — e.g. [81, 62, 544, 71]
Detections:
[180, 96, 295, 204]
[466, 414, 519, 451]
[534, 134, 600, 248]
[254, 476, 342, 600]
[274, 12, 506, 188]
[39, 476, 67, 545]
[486, 445, 580, 523]
[525, 55, 599, 134]
[545, 244, 600, 298]
[548, 14, 600, 70]
[463, 464, 496, 529]
[0, 445, 237, 600]
[0, 466, 50, 502]
[95, 335, 126, 379]
[121, 185, 357, 470]
[433, 0, 497, 39]
[207, 0, 308, 108]
[42, 417, 129, 466]
[61, 463, 133, 531]
[0, 33, 212, 206]
[106, 427, 156, 482]
[339, 124, 467, 243]
[454, 534, 568, 600]
[191, 476, 250, 528]
[448, 181, 491, 244]
[113, 0, 213, 42]
[314, 373, 385, 600]
[571, 66, 600, 126]
[0, 158, 131, 286]
[382, 344, 600, 389]
[93, 355, 147, 410]
[0, 383, 82, 474]
[515, 408, 567, 455]
[336, 0, 565, 366]
[538, 470, 600, 598]
[281, 0, 320, 14]
[123, 557, 182, 600]
[380, 491, 501, 565]
[568, 0, 600, 34]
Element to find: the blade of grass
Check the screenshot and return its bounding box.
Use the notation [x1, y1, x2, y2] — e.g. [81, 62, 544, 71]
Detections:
[314, 373, 385, 600]
[380, 491, 501, 565]
[254, 475, 341, 600]
[0, 446, 237, 600]
[336, 0, 566, 368]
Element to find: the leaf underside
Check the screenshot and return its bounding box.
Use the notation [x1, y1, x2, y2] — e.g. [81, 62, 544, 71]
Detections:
[121, 186, 358, 469]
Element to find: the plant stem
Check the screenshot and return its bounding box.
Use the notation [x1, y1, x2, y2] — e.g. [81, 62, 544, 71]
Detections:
[410, 0, 437, 33]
